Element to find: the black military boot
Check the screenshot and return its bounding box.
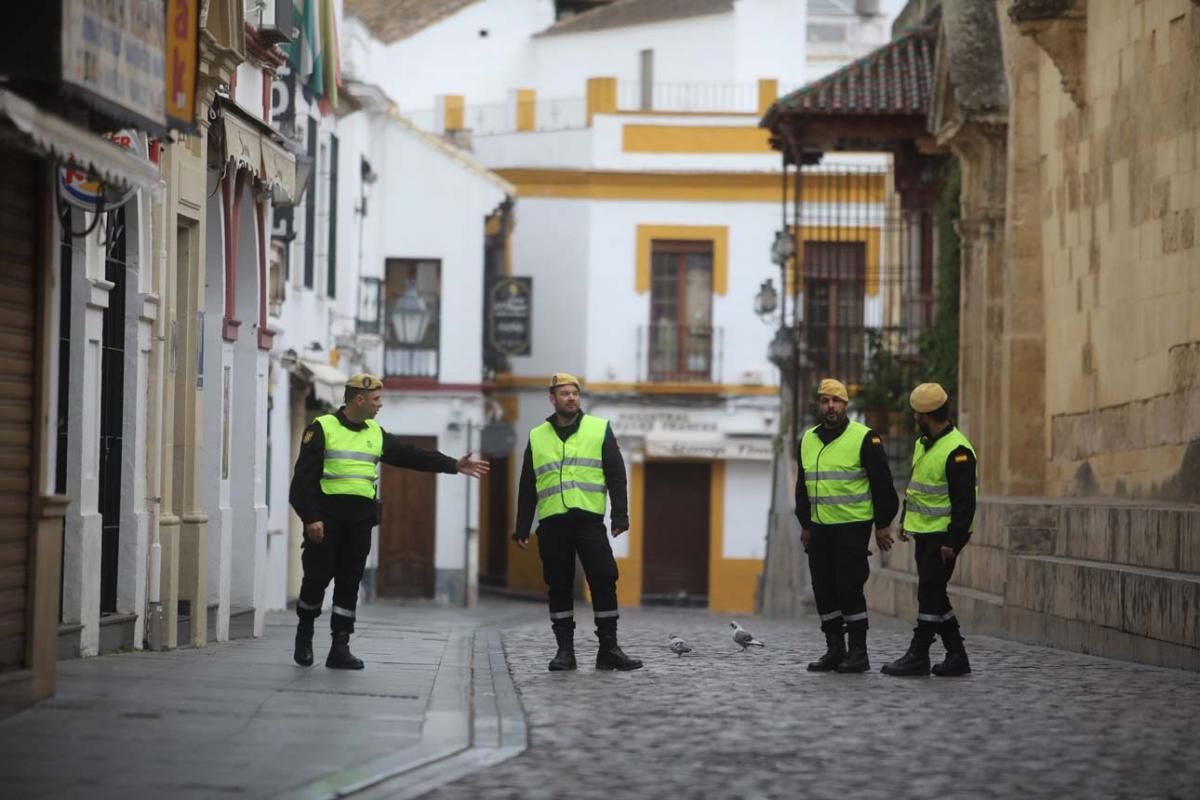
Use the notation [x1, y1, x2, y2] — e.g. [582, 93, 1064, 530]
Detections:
[293, 618, 314, 667]
[881, 625, 934, 677]
[807, 628, 845, 672]
[932, 619, 971, 676]
[548, 624, 577, 672]
[836, 623, 870, 673]
[326, 631, 365, 670]
[595, 622, 642, 671]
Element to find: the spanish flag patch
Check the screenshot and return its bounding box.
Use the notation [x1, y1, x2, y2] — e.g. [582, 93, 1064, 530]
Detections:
[303, 430, 314, 445]
[954, 453, 969, 463]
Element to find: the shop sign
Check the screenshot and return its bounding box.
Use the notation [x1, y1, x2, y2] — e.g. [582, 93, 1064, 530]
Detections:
[59, 129, 144, 209]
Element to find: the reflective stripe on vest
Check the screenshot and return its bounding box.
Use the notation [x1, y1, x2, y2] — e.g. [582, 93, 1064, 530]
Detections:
[316, 415, 383, 499]
[799, 421, 874, 524]
[904, 427, 976, 535]
[530, 415, 608, 520]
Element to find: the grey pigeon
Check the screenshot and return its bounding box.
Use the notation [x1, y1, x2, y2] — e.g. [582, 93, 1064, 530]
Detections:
[668, 633, 692, 657]
[730, 620, 765, 651]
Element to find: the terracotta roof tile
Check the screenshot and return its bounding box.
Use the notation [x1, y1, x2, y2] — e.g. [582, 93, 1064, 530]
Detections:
[345, 0, 481, 44]
[776, 25, 936, 117]
[536, 0, 733, 37]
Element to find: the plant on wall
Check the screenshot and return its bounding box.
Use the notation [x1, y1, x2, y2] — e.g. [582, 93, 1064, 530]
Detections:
[920, 160, 961, 396]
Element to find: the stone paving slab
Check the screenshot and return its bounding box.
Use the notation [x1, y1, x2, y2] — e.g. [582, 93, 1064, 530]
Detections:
[426, 608, 1200, 800]
[0, 601, 537, 799]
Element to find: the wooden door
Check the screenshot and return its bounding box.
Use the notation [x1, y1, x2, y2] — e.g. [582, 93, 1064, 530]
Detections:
[378, 436, 437, 598]
[642, 461, 710, 604]
[0, 148, 37, 673]
[480, 455, 509, 587]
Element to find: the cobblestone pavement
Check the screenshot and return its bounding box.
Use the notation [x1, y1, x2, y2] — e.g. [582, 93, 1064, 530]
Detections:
[427, 608, 1200, 800]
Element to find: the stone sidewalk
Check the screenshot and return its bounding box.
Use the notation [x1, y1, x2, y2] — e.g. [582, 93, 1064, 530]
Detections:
[0, 601, 537, 799]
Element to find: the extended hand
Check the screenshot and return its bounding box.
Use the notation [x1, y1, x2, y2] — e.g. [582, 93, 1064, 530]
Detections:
[898, 530, 910, 543]
[940, 545, 955, 563]
[305, 521, 325, 544]
[456, 452, 490, 478]
[875, 527, 894, 551]
[800, 528, 811, 547]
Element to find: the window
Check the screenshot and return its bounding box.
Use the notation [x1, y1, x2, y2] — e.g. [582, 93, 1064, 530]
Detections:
[639, 49, 654, 110]
[648, 241, 712, 381]
[804, 240, 866, 381]
[384, 259, 441, 379]
[326, 134, 338, 298]
[303, 119, 316, 289]
[268, 240, 286, 317]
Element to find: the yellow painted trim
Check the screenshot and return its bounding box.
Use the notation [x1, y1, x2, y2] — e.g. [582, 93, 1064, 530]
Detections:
[621, 125, 774, 154]
[586, 77, 617, 125]
[444, 94, 464, 131]
[502, 395, 544, 594]
[516, 88, 536, 132]
[636, 224, 728, 296]
[791, 225, 882, 298]
[706, 461, 760, 614]
[757, 79, 779, 116]
[616, 461, 644, 607]
[492, 374, 779, 396]
[494, 169, 886, 204]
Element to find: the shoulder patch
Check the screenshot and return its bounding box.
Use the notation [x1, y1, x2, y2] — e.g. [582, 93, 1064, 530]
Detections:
[954, 453, 969, 463]
[870, 436, 881, 445]
[303, 430, 314, 445]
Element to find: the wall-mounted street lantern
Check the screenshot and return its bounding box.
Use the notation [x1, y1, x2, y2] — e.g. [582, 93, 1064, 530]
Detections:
[770, 229, 795, 266]
[754, 278, 779, 319]
[389, 284, 431, 345]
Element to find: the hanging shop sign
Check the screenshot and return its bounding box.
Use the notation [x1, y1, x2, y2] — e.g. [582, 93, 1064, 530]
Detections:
[165, 0, 202, 132]
[59, 129, 146, 209]
[486, 276, 532, 357]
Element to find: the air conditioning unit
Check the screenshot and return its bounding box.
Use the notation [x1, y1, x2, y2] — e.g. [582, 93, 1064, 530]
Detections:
[246, 0, 294, 45]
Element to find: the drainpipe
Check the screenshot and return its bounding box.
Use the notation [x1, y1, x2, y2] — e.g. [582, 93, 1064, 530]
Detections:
[145, 159, 169, 649]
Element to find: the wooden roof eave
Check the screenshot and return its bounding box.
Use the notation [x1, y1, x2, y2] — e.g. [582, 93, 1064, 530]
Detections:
[765, 110, 946, 157]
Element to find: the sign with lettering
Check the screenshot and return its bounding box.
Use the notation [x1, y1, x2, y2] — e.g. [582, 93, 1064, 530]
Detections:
[165, 0, 201, 131]
[61, 0, 168, 133]
[644, 433, 773, 461]
[487, 277, 532, 357]
[58, 129, 144, 209]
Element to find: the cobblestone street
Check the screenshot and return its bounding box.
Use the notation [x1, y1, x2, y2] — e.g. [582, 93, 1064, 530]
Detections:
[429, 608, 1200, 800]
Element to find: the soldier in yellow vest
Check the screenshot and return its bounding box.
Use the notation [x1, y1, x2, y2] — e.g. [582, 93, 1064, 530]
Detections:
[795, 378, 898, 673]
[288, 373, 488, 669]
[512, 373, 642, 672]
[881, 382, 977, 677]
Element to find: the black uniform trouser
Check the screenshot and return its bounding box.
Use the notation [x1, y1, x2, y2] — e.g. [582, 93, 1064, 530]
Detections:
[296, 517, 373, 634]
[913, 532, 966, 652]
[806, 522, 872, 644]
[536, 516, 619, 631]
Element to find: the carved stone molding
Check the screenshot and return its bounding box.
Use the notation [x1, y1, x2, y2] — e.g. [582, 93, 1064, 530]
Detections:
[1009, 0, 1087, 107]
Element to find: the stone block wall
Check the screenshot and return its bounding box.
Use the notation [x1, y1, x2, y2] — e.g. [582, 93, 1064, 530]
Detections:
[866, 496, 1200, 670]
[1036, 0, 1200, 501]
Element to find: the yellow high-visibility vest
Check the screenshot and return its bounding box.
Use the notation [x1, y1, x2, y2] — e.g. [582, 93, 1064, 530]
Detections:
[530, 415, 608, 520]
[799, 421, 874, 524]
[316, 415, 383, 499]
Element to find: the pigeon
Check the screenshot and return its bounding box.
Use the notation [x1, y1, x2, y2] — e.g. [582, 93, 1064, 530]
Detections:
[668, 633, 692, 657]
[730, 621, 765, 651]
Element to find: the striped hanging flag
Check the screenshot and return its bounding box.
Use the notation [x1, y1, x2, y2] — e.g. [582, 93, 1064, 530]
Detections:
[318, 0, 340, 112]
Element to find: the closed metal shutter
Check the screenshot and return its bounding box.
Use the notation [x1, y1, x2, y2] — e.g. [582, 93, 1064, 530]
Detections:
[0, 147, 37, 673]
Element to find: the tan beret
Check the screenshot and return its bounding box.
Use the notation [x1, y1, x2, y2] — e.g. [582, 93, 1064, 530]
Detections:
[345, 373, 383, 391]
[817, 378, 849, 403]
[910, 382, 949, 413]
[550, 372, 581, 391]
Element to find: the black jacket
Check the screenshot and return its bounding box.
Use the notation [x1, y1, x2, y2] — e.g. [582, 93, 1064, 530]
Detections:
[288, 408, 459, 526]
[794, 418, 899, 531]
[513, 411, 628, 540]
[901, 423, 977, 552]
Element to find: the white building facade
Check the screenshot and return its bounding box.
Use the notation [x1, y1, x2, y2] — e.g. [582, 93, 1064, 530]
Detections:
[343, 0, 897, 612]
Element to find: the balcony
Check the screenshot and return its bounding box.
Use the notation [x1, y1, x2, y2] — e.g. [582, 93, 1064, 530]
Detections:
[637, 324, 723, 384]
